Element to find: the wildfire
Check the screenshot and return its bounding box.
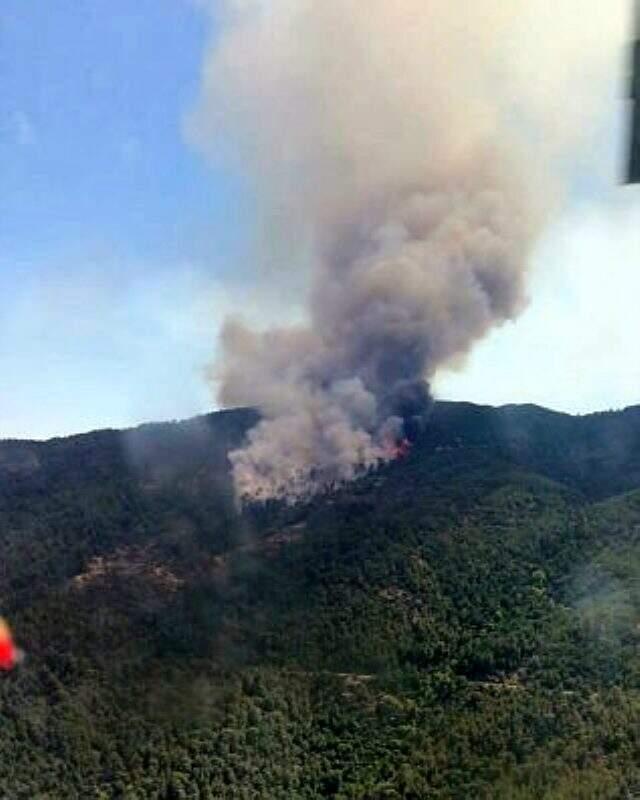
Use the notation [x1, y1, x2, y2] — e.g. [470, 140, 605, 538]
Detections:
[385, 437, 411, 461]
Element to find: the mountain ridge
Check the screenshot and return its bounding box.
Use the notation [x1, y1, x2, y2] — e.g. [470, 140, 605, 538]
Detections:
[2, 400, 640, 798]
[4, 398, 640, 447]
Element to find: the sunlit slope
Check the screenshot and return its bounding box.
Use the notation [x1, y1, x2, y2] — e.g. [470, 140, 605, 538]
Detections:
[2, 402, 640, 798]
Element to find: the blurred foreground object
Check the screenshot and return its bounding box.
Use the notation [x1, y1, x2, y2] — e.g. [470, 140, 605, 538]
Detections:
[628, 1, 640, 182]
[0, 617, 23, 671]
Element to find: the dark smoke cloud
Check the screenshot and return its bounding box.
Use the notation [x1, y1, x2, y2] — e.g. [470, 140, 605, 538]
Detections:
[189, 0, 625, 500]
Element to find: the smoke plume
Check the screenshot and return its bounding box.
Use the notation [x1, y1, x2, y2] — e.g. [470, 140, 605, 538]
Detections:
[189, 0, 626, 501]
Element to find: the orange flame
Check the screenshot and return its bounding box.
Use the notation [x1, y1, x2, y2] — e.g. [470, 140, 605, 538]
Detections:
[384, 437, 411, 460]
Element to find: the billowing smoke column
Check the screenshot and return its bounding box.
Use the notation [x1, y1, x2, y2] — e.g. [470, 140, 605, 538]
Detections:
[216, 177, 532, 500]
[189, 0, 626, 501]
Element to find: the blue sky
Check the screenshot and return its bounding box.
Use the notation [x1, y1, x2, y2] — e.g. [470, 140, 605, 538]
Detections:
[1, 0, 246, 263]
[0, 0, 253, 438]
[1, 1, 639, 440]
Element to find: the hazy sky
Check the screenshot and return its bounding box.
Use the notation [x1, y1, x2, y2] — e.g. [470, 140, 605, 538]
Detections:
[1, 1, 638, 440]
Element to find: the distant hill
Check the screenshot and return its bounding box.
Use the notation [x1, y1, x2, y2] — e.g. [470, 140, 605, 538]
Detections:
[2, 401, 640, 798]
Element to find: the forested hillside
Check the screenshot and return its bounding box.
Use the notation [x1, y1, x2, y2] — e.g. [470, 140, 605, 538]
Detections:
[2, 401, 640, 799]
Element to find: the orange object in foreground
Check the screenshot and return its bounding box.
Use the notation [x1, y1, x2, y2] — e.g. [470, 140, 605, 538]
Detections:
[0, 617, 22, 671]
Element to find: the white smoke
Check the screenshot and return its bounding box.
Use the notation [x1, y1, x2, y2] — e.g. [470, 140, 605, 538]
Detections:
[188, 0, 627, 501]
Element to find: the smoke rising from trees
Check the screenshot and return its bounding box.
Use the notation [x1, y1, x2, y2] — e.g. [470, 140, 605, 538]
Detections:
[188, 0, 626, 500]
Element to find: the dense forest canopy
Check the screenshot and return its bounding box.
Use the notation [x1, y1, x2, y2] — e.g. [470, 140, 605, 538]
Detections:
[2, 401, 640, 798]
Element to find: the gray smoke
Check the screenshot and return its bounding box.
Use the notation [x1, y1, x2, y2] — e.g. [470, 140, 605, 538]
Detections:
[189, 0, 626, 501]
